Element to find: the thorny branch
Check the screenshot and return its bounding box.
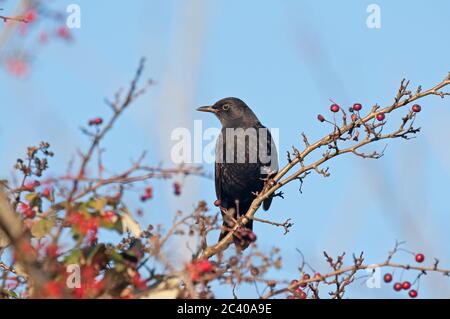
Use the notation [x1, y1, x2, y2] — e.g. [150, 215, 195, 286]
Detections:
[261, 241, 450, 299]
[0, 8, 29, 23]
[1, 57, 450, 299]
[201, 73, 450, 259]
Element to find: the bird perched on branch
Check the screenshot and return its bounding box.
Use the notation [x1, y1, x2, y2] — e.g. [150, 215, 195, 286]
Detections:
[197, 97, 278, 250]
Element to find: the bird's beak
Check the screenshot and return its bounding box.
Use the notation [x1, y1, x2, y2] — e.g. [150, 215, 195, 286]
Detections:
[196, 105, 217, 113]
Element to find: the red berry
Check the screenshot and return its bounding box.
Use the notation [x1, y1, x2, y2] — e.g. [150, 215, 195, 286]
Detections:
[376, 112, 385, 121]
[213, 199, 221, 207]
[25, 10, 37, 23]
[290, 279, 299, 286]
[173, 182, 181, 196]
[42, 188, 52, 199]
[409, 289, 418, 298]
[43, 281, 64, 298]
[297, 290, 307, 299]
[317, 114, 325, 122]
[412, 104, 421, 113]
[415, 253, 425, 263]
[89, 118, 103, 126]
[46, 244, 59, 258]
[239, 228, 257, 243]
[24, 180, 40, 192]
[353, 103, 362, 111]
[393, 282, 402, 291]
[140, 187, 153, 202]
[57, 26, 71, 39]
[314, 272, 321, 279]
[6, 58, 29, 77]
[246, 231, 257, 243]
[300, 273, 310, 288]
[402, 281, 411, 290]
[195, 259, 214, 273]
[24, 210, 35, 219]
[21, 205, 35, 219]
[383, 273, 393, 283]
[330, 104, 340, 113]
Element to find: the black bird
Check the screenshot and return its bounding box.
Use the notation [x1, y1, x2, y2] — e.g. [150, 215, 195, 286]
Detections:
[197, 97, 278, 250]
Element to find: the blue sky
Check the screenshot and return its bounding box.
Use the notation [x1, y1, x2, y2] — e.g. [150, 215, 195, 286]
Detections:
[1, 0, 450, 298]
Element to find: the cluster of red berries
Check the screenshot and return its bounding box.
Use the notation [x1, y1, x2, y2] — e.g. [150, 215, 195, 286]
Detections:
[5, 6, 74, 78]
[288, 273, 322, 299]
[20, 203, 36, 219]
[67, 211, 100, 237]
[70, 265, 105, 299]
[45, 243, 60, 259]
[88, 117, 103, 126]
[317, 102, 361, 123]
[186, 259, 215, 282]
[350, 103, 387, 121]
[383, 253, 425, 298]
[140, 186, 153, 202]
[319, 103, 422, 124]
[23, 180, 40, 192]
[131, 272, 147, 291]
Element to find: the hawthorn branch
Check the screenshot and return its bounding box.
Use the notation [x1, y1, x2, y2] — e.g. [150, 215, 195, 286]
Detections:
[261, 253, 450, 299]
[48, 58, 152, 244]
[66, 58, 149, 204]
[47, 163, 208, 203]
[251, 217, 293, 235]
[201, 73, 450, 259]
[0, 188, 51, 289]
[0, 9, 29, 24]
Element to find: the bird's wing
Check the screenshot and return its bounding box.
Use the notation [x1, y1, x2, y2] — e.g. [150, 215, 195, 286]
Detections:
[262, 127, 279, 211]
[215, 132, 224, 202]
[215, 161, 223, 201]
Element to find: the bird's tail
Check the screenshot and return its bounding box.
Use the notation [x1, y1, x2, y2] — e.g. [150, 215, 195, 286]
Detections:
[218, 204, 254, 251]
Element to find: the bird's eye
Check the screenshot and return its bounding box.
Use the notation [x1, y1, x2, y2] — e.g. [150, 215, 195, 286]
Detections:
[222, 104, 230, 111]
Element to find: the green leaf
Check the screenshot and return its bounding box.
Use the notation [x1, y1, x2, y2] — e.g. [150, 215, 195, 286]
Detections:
[64, 249, 82, 265]
[2, 289, 18, 298]
[31, 218, 55, 238]
[25, 192, 39, 202]
[110, 249, 124, 263]
[89, 197, 107, 212]
[113, 218, 123, 234]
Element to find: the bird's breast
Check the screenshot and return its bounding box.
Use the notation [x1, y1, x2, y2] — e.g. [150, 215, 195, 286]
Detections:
[215, 126, 277, 206]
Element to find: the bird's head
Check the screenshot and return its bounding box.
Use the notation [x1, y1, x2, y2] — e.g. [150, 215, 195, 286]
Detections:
[197, 97, 260, 128]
